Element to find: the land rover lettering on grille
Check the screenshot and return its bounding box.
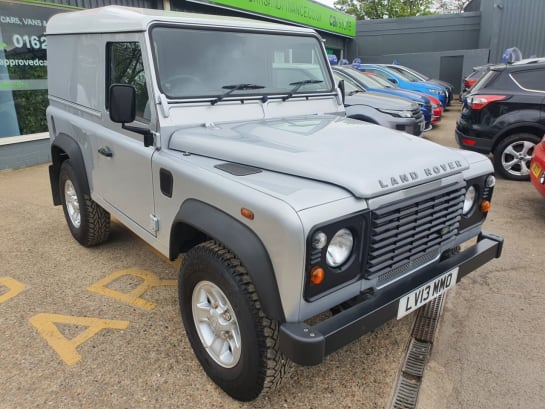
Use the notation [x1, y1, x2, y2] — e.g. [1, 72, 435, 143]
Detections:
[378, 160, 464, 189]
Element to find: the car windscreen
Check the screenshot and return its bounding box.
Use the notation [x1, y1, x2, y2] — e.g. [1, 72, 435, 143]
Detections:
[150, 26, 333, 99]
[343, 69, 389, 88]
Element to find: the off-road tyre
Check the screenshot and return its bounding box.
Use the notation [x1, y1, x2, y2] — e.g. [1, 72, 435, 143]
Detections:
[179, 240, 288, 401]
[493, 133, 540, 181]
[59, 160, 110, 246]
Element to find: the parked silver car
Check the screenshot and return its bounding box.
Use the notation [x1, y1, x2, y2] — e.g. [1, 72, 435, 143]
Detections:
[333, 72, 425, 136]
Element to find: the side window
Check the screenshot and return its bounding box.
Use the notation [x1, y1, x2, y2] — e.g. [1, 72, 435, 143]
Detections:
[511, 69, 545, 92]
[107, 42, 150, 121]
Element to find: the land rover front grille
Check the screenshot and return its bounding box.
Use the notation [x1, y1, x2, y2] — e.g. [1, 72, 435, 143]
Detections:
[367, 182, 465, 284]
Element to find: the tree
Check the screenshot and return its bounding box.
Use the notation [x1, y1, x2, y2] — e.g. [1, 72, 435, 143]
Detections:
[334, 0, 435, 19]
[434, 0, 471, 13]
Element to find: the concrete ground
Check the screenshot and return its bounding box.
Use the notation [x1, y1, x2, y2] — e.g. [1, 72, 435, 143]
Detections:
[418, 105, 545, 409]
[1, 104, 543, 409]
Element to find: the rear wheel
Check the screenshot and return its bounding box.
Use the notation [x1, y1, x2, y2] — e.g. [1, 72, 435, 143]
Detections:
[179, 240, 287, 401]
[493, 133, 540, 180]
[59, 160, 110, 246]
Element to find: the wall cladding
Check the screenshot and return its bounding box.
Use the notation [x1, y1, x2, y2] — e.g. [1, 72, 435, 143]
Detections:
[479, 0, 545, 63]
[350, 12, 481, 58]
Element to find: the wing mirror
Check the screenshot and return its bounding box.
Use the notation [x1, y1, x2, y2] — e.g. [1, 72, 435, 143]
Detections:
[109, 84, 153, 147]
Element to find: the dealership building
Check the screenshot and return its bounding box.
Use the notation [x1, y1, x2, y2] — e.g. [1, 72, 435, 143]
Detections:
[1, 0, 544, 169]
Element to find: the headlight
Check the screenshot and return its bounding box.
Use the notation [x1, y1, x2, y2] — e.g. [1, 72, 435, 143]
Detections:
[378, 108, 413, 118]
[463, 185, 477, 215]
[326, 228, 354, 267]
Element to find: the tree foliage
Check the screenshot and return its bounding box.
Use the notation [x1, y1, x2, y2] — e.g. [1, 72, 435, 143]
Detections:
[334, 0, 435, 19]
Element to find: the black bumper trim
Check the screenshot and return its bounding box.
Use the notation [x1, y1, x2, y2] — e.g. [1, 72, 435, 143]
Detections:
[279, 232, 503, 366]
[454, 129, 494, 154]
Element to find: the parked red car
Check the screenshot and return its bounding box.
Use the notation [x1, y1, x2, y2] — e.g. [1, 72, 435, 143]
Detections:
[530, 135, 545, 197]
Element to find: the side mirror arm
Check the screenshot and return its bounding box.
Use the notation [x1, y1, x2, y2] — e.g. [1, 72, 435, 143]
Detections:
[122, 124, 154, 148]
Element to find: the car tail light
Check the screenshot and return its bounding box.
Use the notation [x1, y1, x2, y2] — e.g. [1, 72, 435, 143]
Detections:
[466, 95, 507, 110]
[464, 79, 478, 88]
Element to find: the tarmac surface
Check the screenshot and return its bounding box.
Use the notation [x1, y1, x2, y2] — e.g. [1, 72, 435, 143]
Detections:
[1, 103, 544, 409]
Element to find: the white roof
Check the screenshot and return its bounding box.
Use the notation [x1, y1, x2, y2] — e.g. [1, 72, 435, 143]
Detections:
[46, 5, 316, 35]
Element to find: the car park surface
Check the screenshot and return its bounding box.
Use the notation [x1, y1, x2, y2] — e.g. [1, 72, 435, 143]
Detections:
[2, 104, 545, 409]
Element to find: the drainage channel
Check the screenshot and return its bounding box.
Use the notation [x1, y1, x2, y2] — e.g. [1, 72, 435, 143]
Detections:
[389, 294, 445, 409]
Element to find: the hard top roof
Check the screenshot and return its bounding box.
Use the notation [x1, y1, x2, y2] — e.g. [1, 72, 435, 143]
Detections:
[46, 5, 316, 36]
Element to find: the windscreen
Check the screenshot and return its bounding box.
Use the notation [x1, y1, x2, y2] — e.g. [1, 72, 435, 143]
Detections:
[150, 26, 333, 99]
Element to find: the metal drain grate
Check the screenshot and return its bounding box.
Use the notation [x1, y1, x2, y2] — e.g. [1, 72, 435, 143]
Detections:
[389, 295, 445, 409]
[391, 376, 419, 409]
[403, 339, 431, 377]
[412, 294, 445, 342]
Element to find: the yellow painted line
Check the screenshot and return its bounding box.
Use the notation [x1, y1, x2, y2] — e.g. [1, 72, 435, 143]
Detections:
[29, 313, 129, 365]
[147, 245, 183, 272]
[0, 277, 26, 305]
[87, 268, 177, 310]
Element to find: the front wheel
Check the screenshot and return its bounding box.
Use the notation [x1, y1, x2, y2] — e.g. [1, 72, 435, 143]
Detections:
[493, 133, 540, 180]
[179, 241, 287, 401]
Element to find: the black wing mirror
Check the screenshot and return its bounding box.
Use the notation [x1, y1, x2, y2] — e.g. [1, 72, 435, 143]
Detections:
[109, 84, 153, 147]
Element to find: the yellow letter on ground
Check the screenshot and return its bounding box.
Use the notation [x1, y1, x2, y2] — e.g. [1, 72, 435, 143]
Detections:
[29, 313, 129, 365]
[0, 277, 26, 305]
[87, 268, 176, 310]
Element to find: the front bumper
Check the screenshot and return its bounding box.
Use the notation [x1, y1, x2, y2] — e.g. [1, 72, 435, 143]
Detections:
[279, 232, 503, 366]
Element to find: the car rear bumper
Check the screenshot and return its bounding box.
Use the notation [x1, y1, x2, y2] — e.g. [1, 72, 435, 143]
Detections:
[455, 128, 494, 154]
[279, 232, 503, 366]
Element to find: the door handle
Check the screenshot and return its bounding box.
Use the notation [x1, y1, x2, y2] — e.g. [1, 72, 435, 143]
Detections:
[98, 147, 113, 157]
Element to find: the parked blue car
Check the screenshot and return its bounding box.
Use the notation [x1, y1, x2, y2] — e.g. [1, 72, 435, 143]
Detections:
[333, 66, 433, 130]
[353, 64, 448, 107]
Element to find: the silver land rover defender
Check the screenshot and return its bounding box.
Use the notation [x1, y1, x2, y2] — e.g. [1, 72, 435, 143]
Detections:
[46, 6, 503, 402]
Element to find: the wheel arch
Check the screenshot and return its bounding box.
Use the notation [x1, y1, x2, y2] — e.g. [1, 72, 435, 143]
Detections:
[491, 123, 545, 153]
[170, 199, 285, 322]
[50, 133, 90, 205]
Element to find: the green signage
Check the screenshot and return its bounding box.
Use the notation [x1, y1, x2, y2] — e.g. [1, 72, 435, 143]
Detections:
[210, 0, 356, 37]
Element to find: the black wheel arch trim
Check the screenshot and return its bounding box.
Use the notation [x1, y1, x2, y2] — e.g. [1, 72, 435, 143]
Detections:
[50, 133, 90, 206]
[171, 199, 285, 322]
[492, 122, 545, 151]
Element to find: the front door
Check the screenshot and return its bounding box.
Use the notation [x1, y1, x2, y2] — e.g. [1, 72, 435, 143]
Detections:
[92, 40, 156, 234]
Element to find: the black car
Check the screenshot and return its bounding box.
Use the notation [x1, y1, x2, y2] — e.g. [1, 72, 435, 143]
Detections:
[455, 61, 545, 180]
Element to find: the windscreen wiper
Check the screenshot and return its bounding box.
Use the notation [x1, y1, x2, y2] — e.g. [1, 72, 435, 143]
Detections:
[349, 89, 365, 96]
[210, 83, 265, 105]
[282, 79, 323, 101]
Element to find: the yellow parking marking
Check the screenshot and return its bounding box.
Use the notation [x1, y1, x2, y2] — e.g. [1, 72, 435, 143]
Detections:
[29, 313, 129, 365]
[87, 268, 177, 310]
[0, 277, 26, 305]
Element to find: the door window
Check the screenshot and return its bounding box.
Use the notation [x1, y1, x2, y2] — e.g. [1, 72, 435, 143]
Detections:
[107, 42, 150, 121]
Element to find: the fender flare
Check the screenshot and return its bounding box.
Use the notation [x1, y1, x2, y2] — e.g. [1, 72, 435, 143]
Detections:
[492, 121, 545, 150]
[50, 133, 90, 205]
[173, 199, 285, 322]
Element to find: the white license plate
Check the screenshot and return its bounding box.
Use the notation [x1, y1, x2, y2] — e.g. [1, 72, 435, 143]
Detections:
[420, 121, 426, 131]
[397, 267, 459, 319]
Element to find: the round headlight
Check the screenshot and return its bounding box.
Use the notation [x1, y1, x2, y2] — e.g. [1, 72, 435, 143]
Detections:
[312, 231, 328, 249]
[463, 185, 477, 214]
[326, 228, 354, 268]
